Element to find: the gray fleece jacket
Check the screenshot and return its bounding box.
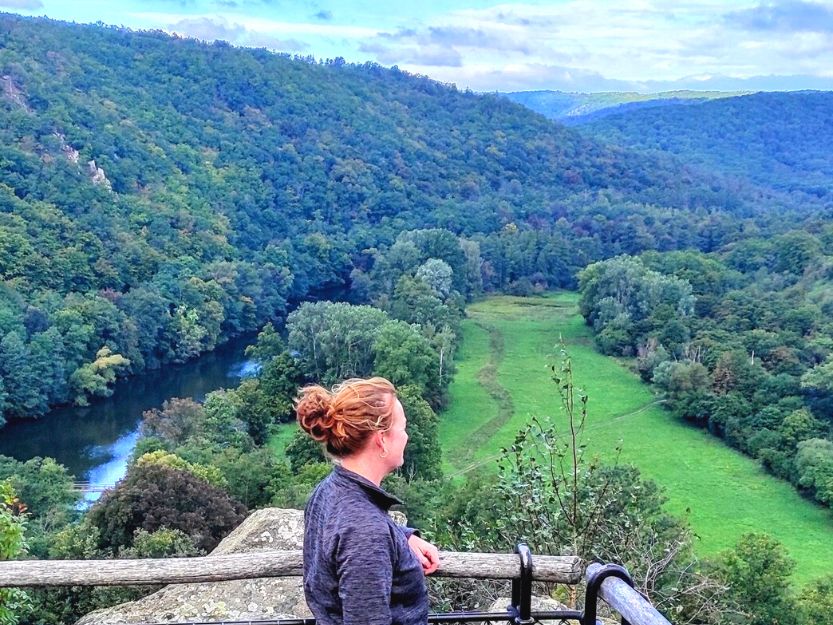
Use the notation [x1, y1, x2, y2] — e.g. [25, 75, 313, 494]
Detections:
[303, 465, 429, 625]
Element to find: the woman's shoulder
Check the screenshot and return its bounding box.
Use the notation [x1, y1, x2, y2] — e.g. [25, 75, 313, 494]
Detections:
[308, 472, 386, 520]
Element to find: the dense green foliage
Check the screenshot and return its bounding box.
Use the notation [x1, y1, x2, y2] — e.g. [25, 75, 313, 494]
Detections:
[86, 462, 246, 552]
[579, 92, 833, 200]
[0, 481, 32, 624]
[579, 238, 833, 510]
[0, 456, 78, 557]
[0, 14, 819, 422]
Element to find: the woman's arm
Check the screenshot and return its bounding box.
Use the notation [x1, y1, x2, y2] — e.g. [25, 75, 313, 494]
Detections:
[335, 525, 396, 625]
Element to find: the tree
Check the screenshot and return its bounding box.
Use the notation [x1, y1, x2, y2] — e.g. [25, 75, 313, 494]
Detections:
[141, 397, 205, 447]
[397, 229, 468, 294]
[799, 575, 833, 625]
[652, 360, 712, 425]
[718, 533, 798, 625]
[87, 462, 246, 552]
[578, 256, 694, 356]
[397, 385, 441, 481]
[415, 258, 453, 298]
[194, 445, 286, 509]
[285, 429, 326, 474]
[458, 238, 483, 297]
[287, 302, 387, 384]
[373, 320, 442, 406]
[0, 330, 42, 417]
[68, 346, 130, 406]
[235, 379, 272, 445]
[257, 351, 306, 424]
[425, 323, 456, 389]
[388, 274, 458, 331]
[135, 450, 226, 488]
[202, 389, 252, 450]
[0, 455, 78, 557]
[801, 358, 833, 415]
[244, 322, 284, 364]
[795, 439, 833, 505]
[29, 327, 68, 406]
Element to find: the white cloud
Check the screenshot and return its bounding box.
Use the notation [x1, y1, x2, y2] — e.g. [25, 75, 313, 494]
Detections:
[105, 2, 833, 91]
[131, 11, 380, 38]
[354, 0, 833, 90]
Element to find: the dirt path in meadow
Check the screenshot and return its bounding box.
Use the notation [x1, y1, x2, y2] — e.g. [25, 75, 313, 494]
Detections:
[448, 397, 662, 478]
[451, 319, 515, 468]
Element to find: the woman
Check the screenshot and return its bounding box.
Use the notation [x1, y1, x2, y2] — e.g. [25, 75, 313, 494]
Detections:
[296, 377, 440, 625]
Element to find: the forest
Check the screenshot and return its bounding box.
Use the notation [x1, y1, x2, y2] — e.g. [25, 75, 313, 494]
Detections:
[576, 92, 833, 200]
[1, 11, 833, 625]
[1, 13, 830, 423]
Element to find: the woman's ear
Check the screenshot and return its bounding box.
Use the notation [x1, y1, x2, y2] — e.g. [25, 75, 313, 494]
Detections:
[372, 429, 386, 450]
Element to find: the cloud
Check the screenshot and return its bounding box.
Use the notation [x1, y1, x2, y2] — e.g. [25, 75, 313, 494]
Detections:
[169, 16, 245, 42]
[166, 14, 310, 51]
[245, 32, 309, 51]
[448, 63, 638, 92]
[136, 11, 378, 38]
[363, 22, 552, 71]
[129, 2, 833, 93]
[376, 25, 536, 55]
[0, 0, 43, 8]
[725, 0, 833, 33]
[360, 42, 462, 67]
[643, 72, 833, 91]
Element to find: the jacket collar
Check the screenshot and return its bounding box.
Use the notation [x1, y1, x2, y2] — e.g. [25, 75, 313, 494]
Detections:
[333, 464, 403, 509]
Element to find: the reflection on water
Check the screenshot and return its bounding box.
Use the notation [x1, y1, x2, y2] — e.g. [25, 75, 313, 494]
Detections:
[81, 429, 142, 503]
[0, 335, 257, 495]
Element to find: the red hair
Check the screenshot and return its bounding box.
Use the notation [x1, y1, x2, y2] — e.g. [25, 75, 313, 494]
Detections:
[295, 377, 397, 457]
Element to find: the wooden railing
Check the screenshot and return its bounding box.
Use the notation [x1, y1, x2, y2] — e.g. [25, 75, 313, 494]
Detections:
[0, 550, 671, 625]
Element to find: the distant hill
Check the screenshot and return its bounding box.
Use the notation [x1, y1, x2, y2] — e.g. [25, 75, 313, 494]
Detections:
[0, 13, 823, 419]
[502, 90, 748, 124]
[576, 91, 833, 199]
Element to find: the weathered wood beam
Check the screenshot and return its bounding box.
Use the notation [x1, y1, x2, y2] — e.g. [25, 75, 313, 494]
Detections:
[0, 551, 582, 588]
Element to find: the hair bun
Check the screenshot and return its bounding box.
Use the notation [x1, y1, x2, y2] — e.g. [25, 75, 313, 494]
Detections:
[295, 385, 335, 443]
[294, 377, 397, 458]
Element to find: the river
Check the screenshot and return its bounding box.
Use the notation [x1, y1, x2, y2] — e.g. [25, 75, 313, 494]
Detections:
[0, 334, 258, 498]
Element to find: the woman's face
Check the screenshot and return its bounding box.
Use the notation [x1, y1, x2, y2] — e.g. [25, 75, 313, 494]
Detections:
[383, 397, 409, 471]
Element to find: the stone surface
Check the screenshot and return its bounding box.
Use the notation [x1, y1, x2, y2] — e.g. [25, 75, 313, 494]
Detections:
[483, 595, 569, 625]
[487, 594, 569, 613]
[76, 508, 311, 624]
[87, 159, 112, 189]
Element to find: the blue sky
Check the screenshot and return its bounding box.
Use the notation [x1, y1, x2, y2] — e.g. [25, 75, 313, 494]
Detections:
[3, 0, 833, 92]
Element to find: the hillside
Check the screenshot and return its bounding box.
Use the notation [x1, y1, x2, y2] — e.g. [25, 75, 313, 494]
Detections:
[502, 89, 747, 124]
[577, 91, 833, 200]
[439, 294, 833, 584]
[0, 13, 822, 421]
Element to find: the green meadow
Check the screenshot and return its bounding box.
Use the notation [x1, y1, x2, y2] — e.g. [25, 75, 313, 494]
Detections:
[439, 293, 833, 584]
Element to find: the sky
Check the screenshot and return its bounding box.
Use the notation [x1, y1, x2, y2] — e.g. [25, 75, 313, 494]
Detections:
[3, 0, 833, 92]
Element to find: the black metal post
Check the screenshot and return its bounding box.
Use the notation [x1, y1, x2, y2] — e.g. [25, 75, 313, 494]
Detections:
[509, 543, 534, 625]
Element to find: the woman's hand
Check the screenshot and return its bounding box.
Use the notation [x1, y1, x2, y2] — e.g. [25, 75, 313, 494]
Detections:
[407, 534, 440, 575]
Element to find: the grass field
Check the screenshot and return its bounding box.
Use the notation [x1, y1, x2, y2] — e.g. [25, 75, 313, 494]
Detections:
[439, 292, 833, 584]
[267, 422, 298, 456]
